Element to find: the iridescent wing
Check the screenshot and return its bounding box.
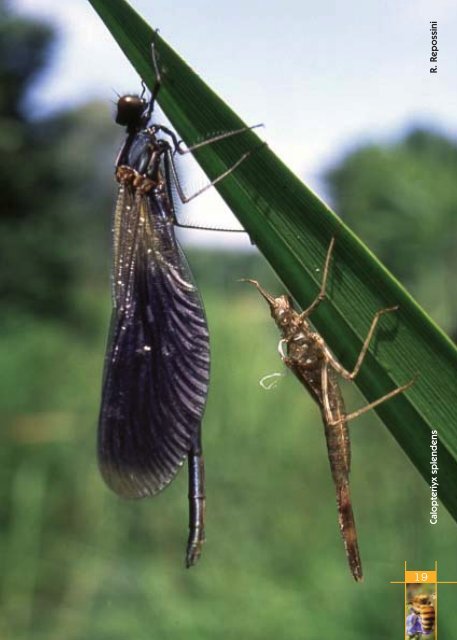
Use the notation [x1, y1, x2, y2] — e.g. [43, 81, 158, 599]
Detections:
[98, 183, 210, 498]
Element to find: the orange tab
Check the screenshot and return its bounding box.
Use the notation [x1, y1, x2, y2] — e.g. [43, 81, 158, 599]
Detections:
[405, 570, 437, 583]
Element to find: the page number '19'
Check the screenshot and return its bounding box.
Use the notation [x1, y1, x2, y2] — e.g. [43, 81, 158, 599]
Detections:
[415, 573, 429, 582]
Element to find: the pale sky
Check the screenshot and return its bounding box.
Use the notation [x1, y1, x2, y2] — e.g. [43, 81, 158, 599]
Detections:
[14, 0, 457, 246]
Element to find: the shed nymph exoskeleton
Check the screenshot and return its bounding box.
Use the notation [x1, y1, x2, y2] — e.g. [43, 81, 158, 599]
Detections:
[242, 237, 415, 581]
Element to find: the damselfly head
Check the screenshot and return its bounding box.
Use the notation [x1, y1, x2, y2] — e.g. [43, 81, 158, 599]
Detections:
[116, 95, 149, 129]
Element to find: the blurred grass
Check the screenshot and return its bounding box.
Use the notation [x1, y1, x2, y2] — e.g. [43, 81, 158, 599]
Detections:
[1, 265, 456, 639]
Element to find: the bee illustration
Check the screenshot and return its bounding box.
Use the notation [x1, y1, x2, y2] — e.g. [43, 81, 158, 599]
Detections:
[406, 606, 424, 639]
[411, 593, 435, 636]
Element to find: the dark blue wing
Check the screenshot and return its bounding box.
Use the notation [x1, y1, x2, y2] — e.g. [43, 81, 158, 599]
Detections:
[98, 185, 210, 498]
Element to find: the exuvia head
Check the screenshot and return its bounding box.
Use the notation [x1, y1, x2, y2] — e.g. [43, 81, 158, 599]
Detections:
[241, 279, 295, 328]
[116, 94, 149, 130]
[270, 294, 294, 328]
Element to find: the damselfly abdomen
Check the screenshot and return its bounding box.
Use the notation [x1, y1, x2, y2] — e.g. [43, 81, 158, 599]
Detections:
[98, 69, 258, 566]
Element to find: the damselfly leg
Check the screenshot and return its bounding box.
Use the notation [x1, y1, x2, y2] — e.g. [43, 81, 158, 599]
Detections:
[168, 142, 265, 205]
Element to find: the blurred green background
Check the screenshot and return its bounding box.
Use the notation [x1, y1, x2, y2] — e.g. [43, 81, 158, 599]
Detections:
[1, 3, 456, 639]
